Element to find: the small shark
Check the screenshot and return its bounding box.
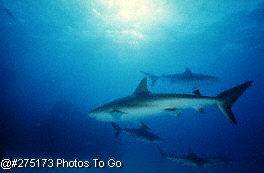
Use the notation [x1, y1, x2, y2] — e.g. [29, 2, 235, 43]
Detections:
[157, 146, 229, 167]
[141, 68, 218, 86]
[89, 77, 252, 124]
[111, 122, 162, 143]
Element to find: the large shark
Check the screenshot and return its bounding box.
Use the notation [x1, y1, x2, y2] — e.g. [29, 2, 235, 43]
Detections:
[111, 122, 161, 143]
[157, 146, 229, 167]
[141, 68, 218, 86]
[89, 78, 252, 124]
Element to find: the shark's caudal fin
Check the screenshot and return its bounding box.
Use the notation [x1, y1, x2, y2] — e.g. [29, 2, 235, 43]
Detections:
[217, 81, 253, 125]
[140, 71, 159, 86]
[111, 122, 122, 138]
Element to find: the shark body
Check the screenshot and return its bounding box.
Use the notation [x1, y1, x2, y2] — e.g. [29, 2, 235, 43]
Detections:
[111, 122, 161, 143]
[89, 78, 252, 124]
[141, 68, 218, 86]
[158, 147, 229, 167]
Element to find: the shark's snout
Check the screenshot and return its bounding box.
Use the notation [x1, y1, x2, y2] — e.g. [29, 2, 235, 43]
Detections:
[88, 107, 111, 121]
[88, 109, 97, 118]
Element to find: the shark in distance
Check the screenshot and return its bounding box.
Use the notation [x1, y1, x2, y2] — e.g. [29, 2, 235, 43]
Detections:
[141, 68, 218, 86]
[111, 122, 161, 143]
[157, 146, 229, 167]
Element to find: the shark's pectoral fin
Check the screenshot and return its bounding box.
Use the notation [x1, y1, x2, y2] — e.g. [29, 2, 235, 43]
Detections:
[195, 107, 205, 114]
[175, 110, 182, 117]
[110, 109, 127, 119]
[164, 108, 177, 111]
[111, 122, 122, 138]
[164, 108, 182, 117]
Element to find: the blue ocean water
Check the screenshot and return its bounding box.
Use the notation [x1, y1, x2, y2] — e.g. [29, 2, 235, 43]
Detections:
[1, 0, 264, 172]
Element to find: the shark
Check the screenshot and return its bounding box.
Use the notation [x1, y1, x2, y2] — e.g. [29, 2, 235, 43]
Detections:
[157, 146, 229, 167]
[140, 68, 218, 86]
[111, 122, 162, 143]
[89, 77, 252, 125]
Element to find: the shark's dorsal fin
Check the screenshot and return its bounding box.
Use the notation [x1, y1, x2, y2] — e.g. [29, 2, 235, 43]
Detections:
[192, 89, 201, 96]
[139, 122, 150, 130]
[134, 77, 150, 95]
[184, 68, 192, 75]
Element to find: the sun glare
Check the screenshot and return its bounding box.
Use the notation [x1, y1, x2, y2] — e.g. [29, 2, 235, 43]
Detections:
[93, 0, 167, 45]
[115, 0, 153, 23]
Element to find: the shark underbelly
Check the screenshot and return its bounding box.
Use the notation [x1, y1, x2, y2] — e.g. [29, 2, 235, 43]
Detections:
[168, 158, 200, 166]
[117, 97, 217, 121]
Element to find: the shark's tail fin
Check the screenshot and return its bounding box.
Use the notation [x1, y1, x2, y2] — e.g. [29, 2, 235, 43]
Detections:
[111, 122, 122, 138]
[140, 71, 159, 86]
[217, 81, 253, 125]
